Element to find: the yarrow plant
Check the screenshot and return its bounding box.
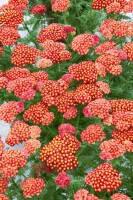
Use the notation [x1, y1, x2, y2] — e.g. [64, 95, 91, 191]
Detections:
[0, 0, 133, 199]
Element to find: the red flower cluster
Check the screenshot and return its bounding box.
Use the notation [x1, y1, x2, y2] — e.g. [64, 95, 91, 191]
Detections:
[95, 54, 122, 76]
[8, 0, 28, 11]
[68, 61, 98, 83]
[63, 106, 78, 120]
[41, 79, 69, 106]
[110, 99, 133, 112]
[24, 139, 41, 155]
[51, 0, 71, 12]
[83, 98, 111, 121]
[95, 40, 116, 55]
[23, 101, 54, 125]
[112, 129, 133, 144]
[74, 83, 103, 104]
[63, 25, 76, 34]
[0, 177, 8, 193]
[0, 77, 8, 90]
[4, 67, 30, 80]
[36, 58, 53, 68]
[0, 149, 26, 178]
[74, 189, 103, 200]
[6, 121, 40, 146]
[92, 0, 130, 14]
[0, 194, 8, 200]
[30, 4, 47, 14]
[40, 134, 80, 172]
[41, 40, 72, 63]
[96, 81, 110, 94]
[81, 124, 106, 144]
[85, 163, 122, 192]
[11, 44, 40, 67]
[20, 178, 45, 198]
[71, 33, 99, 55]
[0, 101, 24, 123]
[37, 23, 67, 43]
[0, 28, 20, 46]
[99, 139, 126, 160]
[111, 193, 131, 200]
[0, 9, 23, 29]
[58, 123, 76, 135]
[55, 172, 70, 188]
[99, 19, 133, 39]
[123, 42, 133, 62]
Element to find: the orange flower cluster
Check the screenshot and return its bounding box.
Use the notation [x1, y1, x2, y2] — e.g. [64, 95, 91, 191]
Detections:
[58, 123, 76, 135]
[8, 0, 28, 11]
[123, 42, 133, 62]
[41, 79, 69, 106]
[112, 111, 133, 131]
[74, 83, 103, 104]
[51, 0, 71, 12]
[20, 178, 45, 198]
[0, 149, 26, 178]
[37, 23, 67, 43]
[99, 139, 126, 160]
[0, 177, 8, 193]
[0, 10, 23, 29]
[68, 61, 98, 83]
[96, 81, 110, 94]
[30, 4, 47, 14]
[63, 106, 78, 120]
[6, 121, 41, 146]
[4, 67, 30, 80]
[55, 91, 76, 113]
[95, 54, 122, 76]
[0, 28, 20, 46]
[23, 101, 54, 125]
[74, 189, 103, 200]
[0, 101, 24, 123]
[24, 139, 41, 155]
[11, 44, 40, 67]
[36, 58, 53, 68]
[41, 40, 72, 63]
[0, 194, 8, 200]
[111, 193, 131, 200]
[83, 98, 111, 120]
[95, 41, 116, 55]
[55, 172, 70, 188]
[92, 0, 132, 14]
[81, 124, 106, 144]
[40, 134, 80, 172]
[99, 19, 133, 39]
[112, 129, 133, 144]
[110, 99, 133, 112]
[0, 77, 8, 90]
[85, 163, 122, 192]
[71, 34, 99, 55]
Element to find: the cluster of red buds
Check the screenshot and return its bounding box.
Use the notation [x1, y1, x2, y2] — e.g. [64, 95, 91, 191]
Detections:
[111, 193, 131, 200]
[0, 177, 9, 193]
[123, 42, 133, 62]
[0, 28, 20, 46]
[0, 194, 8, 200]
[30, 4, 47, 14]
[55, 172, 71, 188]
